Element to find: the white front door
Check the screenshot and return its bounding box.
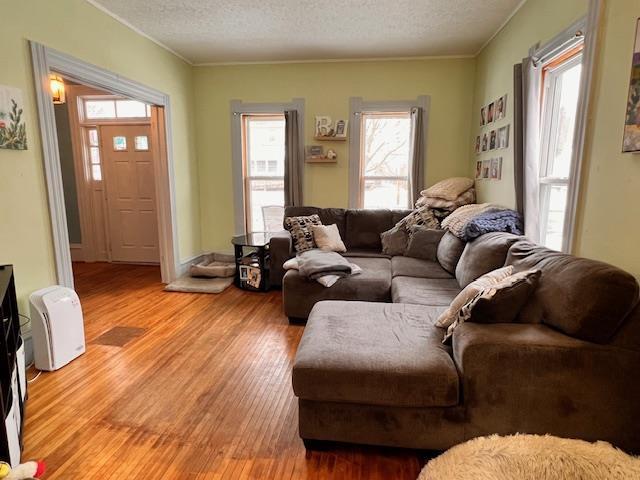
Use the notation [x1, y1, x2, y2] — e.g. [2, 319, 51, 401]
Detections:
[100, 124, 159, 264]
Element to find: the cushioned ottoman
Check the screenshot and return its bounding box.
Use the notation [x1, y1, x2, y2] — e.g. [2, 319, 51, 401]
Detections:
[283, 257, 392, 319]
[293, 300, 458, 408]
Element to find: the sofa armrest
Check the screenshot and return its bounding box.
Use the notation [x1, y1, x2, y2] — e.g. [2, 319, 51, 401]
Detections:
[452, 322, 640, 448]
[270, 229, 294, 287]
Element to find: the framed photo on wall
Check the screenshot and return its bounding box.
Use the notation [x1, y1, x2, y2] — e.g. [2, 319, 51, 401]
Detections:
[623, 18, 640, 153]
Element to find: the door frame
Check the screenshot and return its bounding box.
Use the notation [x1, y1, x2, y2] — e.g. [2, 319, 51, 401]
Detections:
[30, 41, 179, 286]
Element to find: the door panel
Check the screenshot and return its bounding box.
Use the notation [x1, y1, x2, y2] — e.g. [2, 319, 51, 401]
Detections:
[100, 124, 159, 263]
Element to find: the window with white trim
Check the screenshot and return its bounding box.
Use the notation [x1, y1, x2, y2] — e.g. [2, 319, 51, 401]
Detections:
[241, 114, 285, 233]
[82, 98, 151, 120]
[538, 46, 583, 251]
[358, 111, 412, 209]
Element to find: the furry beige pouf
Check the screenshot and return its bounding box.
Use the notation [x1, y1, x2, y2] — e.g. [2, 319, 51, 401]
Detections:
[419, 434, 640, 480]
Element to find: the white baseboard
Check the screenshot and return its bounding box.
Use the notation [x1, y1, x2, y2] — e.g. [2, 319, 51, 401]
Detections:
[69, 243, 84, 262]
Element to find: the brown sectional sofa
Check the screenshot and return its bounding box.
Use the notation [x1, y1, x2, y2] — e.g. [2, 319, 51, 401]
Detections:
[272, 207, 640, 452]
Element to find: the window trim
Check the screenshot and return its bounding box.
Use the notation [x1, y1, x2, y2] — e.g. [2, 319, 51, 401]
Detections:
[526, 4, 601, 252]
[230, 98, 304, 235]
[348, 96, 429, 209]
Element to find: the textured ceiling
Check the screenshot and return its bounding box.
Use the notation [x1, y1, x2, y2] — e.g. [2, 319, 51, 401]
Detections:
[89, 0, 523, 64]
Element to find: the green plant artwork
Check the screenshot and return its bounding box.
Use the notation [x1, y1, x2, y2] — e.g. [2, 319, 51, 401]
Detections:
[0, 86, 28, 150]
[623, 19, 640, 153]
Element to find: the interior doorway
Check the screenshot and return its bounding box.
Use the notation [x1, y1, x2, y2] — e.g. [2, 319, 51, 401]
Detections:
[30, 42, 179, 287]
[53, 80, 161, 281]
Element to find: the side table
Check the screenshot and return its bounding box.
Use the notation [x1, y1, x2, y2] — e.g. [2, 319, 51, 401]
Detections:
[231, 232, 272, 292]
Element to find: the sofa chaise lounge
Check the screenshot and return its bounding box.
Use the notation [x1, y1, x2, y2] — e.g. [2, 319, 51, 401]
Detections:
[271, 206, 640, 452]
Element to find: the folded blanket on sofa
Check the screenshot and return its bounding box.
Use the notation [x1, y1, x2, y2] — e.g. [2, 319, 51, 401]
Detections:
[297, 249, 353, 280]
[441, 203, 498, 239]
[463, 209, 524, 241]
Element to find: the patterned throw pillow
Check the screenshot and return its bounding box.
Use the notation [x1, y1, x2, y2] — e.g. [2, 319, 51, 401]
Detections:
[284, 214, 322, 253]
[442, 269, 541, 343]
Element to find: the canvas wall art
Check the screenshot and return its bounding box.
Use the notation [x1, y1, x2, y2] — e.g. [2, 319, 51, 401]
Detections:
[0, 85, 27, 150]
[623, 18, 640, 153]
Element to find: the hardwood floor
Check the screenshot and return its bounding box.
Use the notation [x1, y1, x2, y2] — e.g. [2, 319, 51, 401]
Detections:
[23, 262, 424, 479]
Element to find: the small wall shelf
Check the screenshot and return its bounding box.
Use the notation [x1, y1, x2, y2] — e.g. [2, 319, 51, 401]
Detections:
[313, 136, 347, 142]
[306, 156, 337, 163]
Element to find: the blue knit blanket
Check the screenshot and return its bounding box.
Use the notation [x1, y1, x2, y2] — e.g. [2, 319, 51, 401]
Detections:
[463, 209, 523, 241]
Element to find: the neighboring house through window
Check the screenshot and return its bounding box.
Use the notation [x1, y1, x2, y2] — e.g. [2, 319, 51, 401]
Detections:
[230, 99, 304, 234]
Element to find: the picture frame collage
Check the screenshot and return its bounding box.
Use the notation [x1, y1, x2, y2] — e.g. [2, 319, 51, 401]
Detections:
[475, 94, 508, 181]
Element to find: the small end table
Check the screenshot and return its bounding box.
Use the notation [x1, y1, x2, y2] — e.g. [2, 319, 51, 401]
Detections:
[232, 232, 273, 292]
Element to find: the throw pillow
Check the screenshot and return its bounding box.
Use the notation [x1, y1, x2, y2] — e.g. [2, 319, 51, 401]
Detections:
[436, 232, 466, 274]
[284, 214, 322, 253]
[311, 224, 346, 253]
[435, 265, 514, 329]
[381, 224, 409, 256]
[421, 177, 475, 201]
[405, 226, 446, 261]
[443, 269, 541, 342]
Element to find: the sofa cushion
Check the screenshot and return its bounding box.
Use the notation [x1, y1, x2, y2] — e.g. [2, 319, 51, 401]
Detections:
[345, 209, 394, 250]
[437, 232, 466, 274]
[391, 256, 453, 279]
[455, 232, 521, 288]
[506, 240, 640, 343]
[285, 206, 347, 239]
[381, 224, 409, 256]
[283, 257, 392, 319]
[391, 276, 461, 306]
[292, 301, 459, 408]
[405, 227, 446, 261]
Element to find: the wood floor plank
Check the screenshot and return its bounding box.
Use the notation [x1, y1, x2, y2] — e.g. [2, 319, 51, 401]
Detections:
[22, 262, 424, 479]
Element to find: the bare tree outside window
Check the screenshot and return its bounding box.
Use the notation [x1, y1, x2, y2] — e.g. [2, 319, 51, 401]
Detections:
[360, 112, 411, 209]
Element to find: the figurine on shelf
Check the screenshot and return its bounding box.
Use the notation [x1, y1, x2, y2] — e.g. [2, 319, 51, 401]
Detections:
[326, 149, 337, 160]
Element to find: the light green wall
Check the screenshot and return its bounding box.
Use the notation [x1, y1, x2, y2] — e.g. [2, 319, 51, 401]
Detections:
[0, 0, 201, 311]
[194, 59, 476, 251]
[470, 0, 588, 207]
[470, 0, 640, 279]
[574, 0, 640, 278]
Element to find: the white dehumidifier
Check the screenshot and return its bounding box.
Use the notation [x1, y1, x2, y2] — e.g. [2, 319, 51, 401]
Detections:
[29, 286, 86, 371]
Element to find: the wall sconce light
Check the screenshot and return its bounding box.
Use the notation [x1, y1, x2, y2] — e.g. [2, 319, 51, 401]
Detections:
[49, 74, 66, 104]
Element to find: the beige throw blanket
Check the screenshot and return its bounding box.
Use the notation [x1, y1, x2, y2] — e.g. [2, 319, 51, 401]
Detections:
[441, 203, 499, 238]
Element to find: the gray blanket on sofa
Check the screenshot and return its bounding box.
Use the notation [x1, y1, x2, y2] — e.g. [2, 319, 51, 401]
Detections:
[297, 250, 352, 280]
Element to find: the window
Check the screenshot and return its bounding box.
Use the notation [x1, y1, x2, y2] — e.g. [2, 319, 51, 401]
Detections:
[86, 128, 102, 181]
[538, 47, 583, 251]
[359, 112, 412, 209]
[83, 98, 151, 120]
[241, 114, 285, 233]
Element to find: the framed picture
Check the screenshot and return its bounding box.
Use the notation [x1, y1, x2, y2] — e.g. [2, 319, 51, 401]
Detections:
[482, 160, 491, 179]
[0, 85, 27, 150]
[315, 115, 333, 137]
[334, 119, 348, 138]
[497, 125, 510, 149]
[481, 133, 488, 151]
[480, 106, 487, 126]
[487, 102, 495, 123]
[489, 130, 497, 150]
[306, 145, 323, 157]
[475, 160, 483, 179]
[475, 136, 481, 155]
[239, 265, 249, 281]
[623, 18, 640, 153]
[495, 94, 507, 120]
[490, 157, 503, 180]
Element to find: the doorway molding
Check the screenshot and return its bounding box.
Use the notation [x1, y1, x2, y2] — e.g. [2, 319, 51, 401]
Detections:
[30, 41, 179, 286]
